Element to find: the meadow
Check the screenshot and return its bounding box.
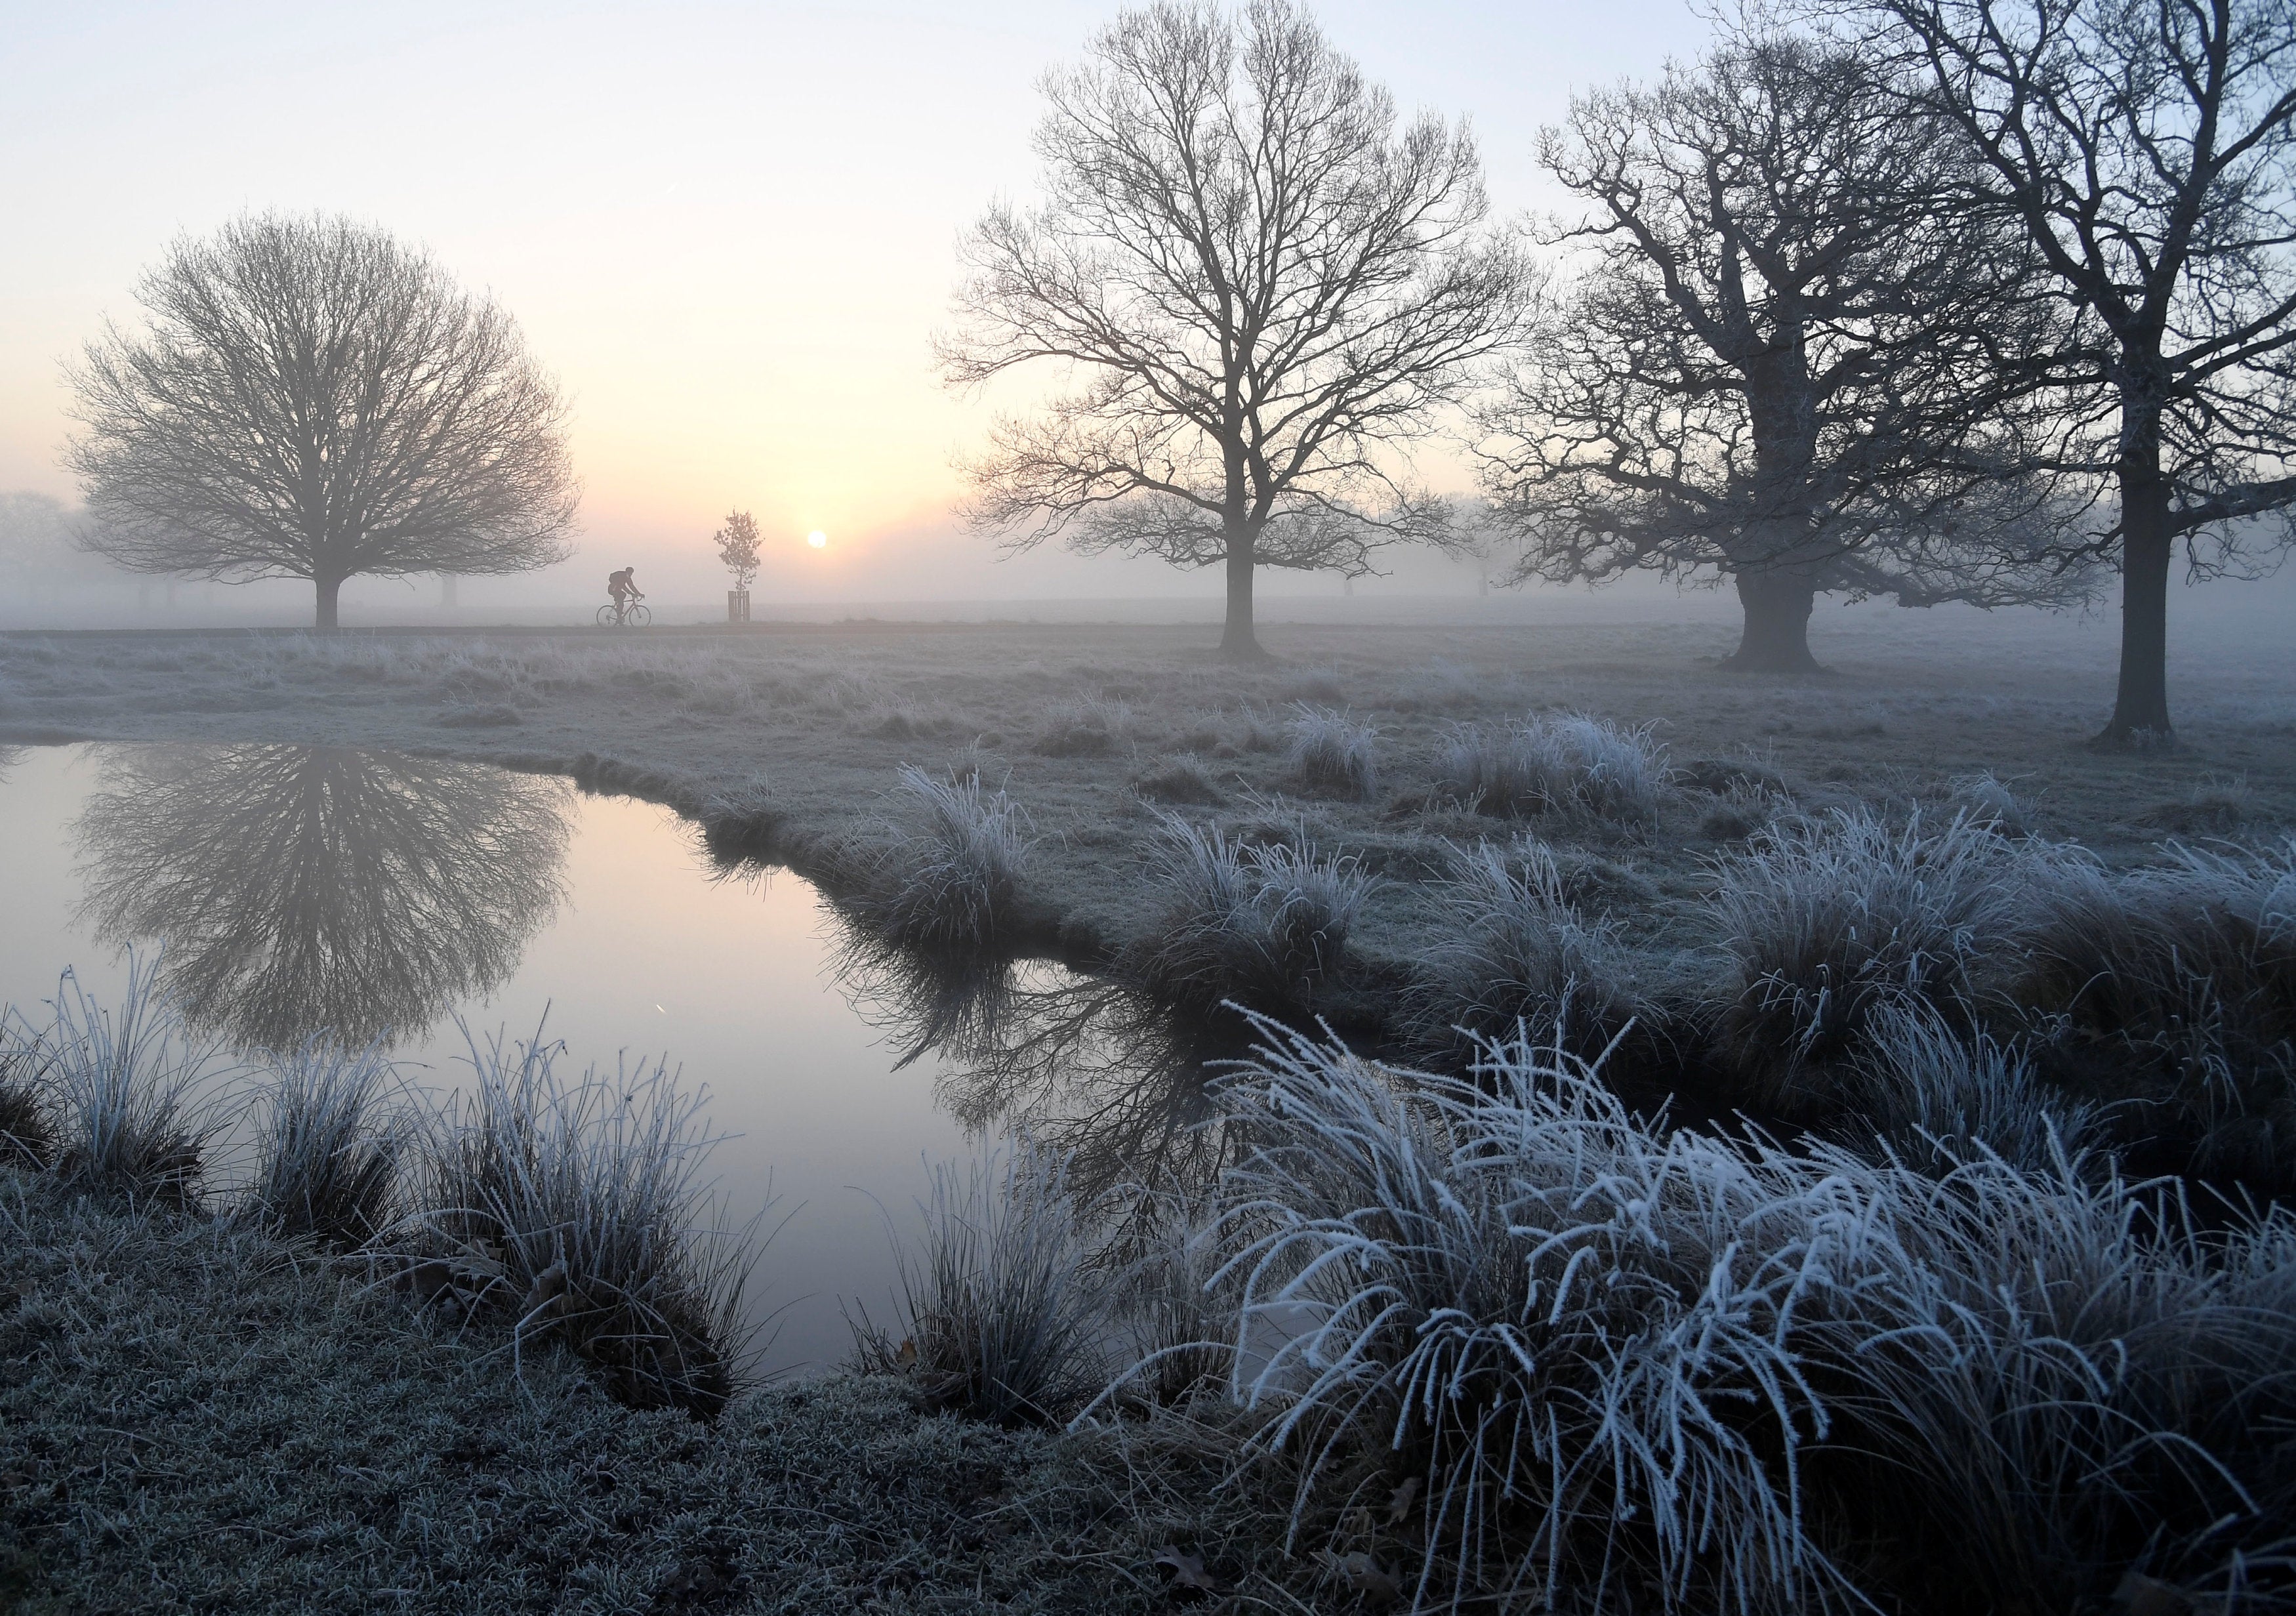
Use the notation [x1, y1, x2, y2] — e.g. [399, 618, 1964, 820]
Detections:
[2, 608, 2293, 1612]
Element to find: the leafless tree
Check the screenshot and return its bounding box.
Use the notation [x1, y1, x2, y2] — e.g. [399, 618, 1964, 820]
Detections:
[1838, 0, 2296, 742]
[941, 0, 1535, 659]
[1481, 39, 2082, 674]
[65, 214, 580, 629]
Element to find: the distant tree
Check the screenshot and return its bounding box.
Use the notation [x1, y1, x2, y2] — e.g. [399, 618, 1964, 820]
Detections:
[1481, 39, 2080, 673]
[714, 509, 763, 592]
[1844, 0, 2296, 743]
[941, 0, 1535, 659]
[65, 213, 581, 629]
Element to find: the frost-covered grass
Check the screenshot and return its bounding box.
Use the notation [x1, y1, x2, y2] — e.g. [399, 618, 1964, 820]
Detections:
[855, 764, 1037, 950]
[1437, 711, 1668, 825]
[2001, 837, 2296, 1186]
[1204, 1017, 2296, 1613]
[0, 1167, 1304, 1615]
[1404, 837, 1646, 1063]
[245, 1038, 404, 1247]
[1704, 809, 2023, 1108]
[2, 957, 230, 1206]
[407, 1026, 758, 1419]
[1126, 814, 1376, 1012]
[851, 1149, 1107, 1427]
[1284, 703, 1378, 800]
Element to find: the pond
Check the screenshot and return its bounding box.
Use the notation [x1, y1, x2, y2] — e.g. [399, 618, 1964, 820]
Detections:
[0, 743, 1229, 1373]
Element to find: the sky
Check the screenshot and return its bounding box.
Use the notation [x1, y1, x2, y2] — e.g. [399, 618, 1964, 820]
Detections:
[0, 0, 1723, 610]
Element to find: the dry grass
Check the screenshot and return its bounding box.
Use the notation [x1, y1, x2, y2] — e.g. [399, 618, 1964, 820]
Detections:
[405, 1025, 759, 1420]
[244, 1037, 403, 1246]
[1204, 1016, 2296, 1614]
[851, 1148, 1107, 1426]
[1124, 812, 1377, 1013]
[851, 764, 1038, 950]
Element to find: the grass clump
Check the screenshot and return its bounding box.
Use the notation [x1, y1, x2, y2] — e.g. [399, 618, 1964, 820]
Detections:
[861, 764, 1036, 951]
[853, 1149, 1105, 1426]
[1284, 703, 1378, 800]
[1403, 837, 1645, 1065]
[1844, 1005, 2093, 1172]
[1203, 1016, 2296, 1613]
[0, 1039, 52, 1169]
[1125, 814, 1376, 1012]
[1704, 808, 2022, 1110]
[1438, 711, 1667, 825]
[245, 1039, 403, 1247]
[2001, 837, 2296, 1186]
[407, 1026, 756, 1420]
[7, 959, 226, 1206]
[1131, 753, 1226, 806]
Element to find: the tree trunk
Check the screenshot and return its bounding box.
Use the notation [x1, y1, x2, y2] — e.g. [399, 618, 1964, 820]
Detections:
[2099, 423, 2175, 745]
[1218, 530, 1265, 661]
[316, 574, 343, 630]
[1721, 568, 1822, 673]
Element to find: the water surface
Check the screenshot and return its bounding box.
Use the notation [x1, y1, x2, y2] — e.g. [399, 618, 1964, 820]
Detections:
[0, 743, 1220, 1372]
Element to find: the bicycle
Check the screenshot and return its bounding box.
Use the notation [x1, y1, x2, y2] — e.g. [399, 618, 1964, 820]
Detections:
[596, 598, 651, 627]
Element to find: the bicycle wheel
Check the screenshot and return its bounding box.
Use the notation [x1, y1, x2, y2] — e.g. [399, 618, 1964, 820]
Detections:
[625, 603, 651, 627]
[596, 604, 621, 627]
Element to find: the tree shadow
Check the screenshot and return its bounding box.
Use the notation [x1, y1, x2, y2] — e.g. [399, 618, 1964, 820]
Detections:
[73, 745, 571, 1050]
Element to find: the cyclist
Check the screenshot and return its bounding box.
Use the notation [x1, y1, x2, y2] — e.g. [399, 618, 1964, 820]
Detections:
[606, 566, 644, 621]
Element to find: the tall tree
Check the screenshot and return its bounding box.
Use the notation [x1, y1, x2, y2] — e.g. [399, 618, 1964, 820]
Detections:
[66, 213, 580, 629]
[941, 0, 1534, 659]
[1855, 0, 2296, 741]
[1481, 39, 2078, 673]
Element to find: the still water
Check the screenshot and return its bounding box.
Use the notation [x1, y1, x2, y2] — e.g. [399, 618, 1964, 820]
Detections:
[0, 743, 1223, 1373]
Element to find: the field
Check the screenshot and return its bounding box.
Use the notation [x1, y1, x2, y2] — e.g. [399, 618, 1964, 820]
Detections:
[3, 604, 2295, 1613]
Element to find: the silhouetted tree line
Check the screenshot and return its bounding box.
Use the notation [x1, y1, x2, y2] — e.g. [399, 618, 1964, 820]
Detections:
[58, 1, 2292, 740]
[943, 0, 2295, 740]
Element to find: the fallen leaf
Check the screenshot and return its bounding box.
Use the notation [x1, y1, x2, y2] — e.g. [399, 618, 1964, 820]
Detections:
[1321, 1550, 1403, 1607]
[894, 1337, 919, 1371]
[2115, 1571, 2194, 1616]
[1384, 1475, 1421, 1525]
[1154, 1544, 1233, 1597]
[520, 1259, 569, 1321]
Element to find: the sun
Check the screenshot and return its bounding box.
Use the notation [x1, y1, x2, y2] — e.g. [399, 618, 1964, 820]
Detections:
[806, 529, 828, 549]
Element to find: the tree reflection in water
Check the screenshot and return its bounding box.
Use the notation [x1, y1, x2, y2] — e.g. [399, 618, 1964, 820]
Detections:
[75, 745, 570, 1050]
[827, 917, 1251, 1210]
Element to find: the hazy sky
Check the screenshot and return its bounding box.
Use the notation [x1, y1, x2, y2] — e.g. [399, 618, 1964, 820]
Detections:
[0, 1, 1718, 601]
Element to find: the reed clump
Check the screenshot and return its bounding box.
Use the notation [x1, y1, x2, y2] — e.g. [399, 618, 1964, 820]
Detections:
[1197, 1016, 2296, 1614]
[1284, 704, 1378, 800]
[857, 765, 1037, 951]
[1404, 837, 1647, 1065]
[1703, 808, 2024, 1109]
[1437, 712, 1668, 825]
[243, 1038, 403, 1247]
[1125, 814, 1375, 1013]
[852, 1148, 1106, 1426]
[403, 1026, 758, 1420]
[5, 959, 226, 1207]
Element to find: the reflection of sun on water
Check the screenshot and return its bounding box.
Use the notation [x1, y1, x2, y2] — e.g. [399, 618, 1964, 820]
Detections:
[806, 529, 828, 549]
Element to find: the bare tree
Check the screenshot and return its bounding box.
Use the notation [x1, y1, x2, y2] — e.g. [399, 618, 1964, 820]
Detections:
[1481, 39, 2080, 674]
[941, 0, 1534, 659]
[66, 213, 580, 629]
[714, 509, 763, 592]
[1847, 0, 2296, 741]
